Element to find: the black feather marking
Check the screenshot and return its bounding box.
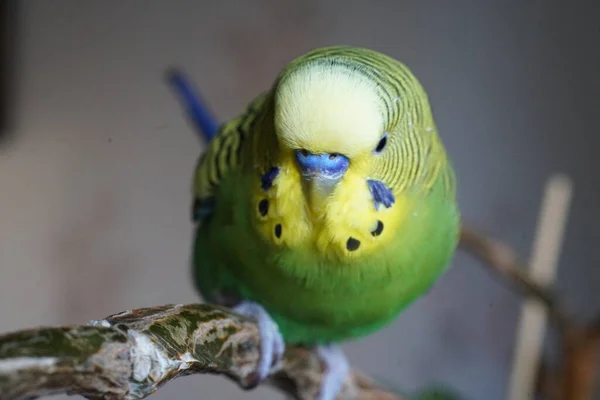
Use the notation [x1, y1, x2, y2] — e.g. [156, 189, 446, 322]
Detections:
[346, 237, 361, 251]
[236, 125, 245, 162]
[261, 167, 280, 191]
[371, 220, 384, 237]
[258, 199, 269, 216]
[214, 148, 223, 181]
[225, 139, 233, 166]
[367, 179, 395, 210]
[274, 223, 282, 238]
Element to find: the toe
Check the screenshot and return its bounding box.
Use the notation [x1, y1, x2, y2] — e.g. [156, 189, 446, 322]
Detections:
[316, 345, 350, 400]
[233, 301, 285, 388]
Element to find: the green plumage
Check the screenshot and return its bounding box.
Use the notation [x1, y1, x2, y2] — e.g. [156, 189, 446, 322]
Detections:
[191, 46, 460, 346]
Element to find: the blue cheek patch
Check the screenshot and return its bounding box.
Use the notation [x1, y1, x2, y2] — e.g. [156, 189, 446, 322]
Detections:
[367, 179, 395, 211]
[261, 167, 281, 191]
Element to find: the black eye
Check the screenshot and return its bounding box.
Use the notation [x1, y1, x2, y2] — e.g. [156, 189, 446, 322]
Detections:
[374, 133, 388, 154]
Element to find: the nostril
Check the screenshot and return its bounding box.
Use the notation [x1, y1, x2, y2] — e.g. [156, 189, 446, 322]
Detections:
[299, 149, 309, 157]
[329, 153, 338, 160]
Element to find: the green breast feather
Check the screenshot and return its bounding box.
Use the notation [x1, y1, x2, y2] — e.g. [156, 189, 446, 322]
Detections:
[193, 165, 459, 345]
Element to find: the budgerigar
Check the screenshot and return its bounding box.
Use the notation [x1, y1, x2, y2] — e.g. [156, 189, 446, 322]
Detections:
[168, 46, 460, 400]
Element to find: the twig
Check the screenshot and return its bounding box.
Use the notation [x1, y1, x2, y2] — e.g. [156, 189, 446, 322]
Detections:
[459, 225, 573, 331]
[0, 303, 402, 400]
[459, 224, 600, 400]
[506, 174, 573, 400]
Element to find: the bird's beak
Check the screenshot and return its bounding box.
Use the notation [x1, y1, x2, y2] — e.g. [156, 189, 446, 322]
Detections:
[294, 149, 349, 211]
[294, 149, 349, 181]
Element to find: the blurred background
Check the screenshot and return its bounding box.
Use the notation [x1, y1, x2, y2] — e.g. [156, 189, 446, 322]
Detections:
[0, 1, 599, 399]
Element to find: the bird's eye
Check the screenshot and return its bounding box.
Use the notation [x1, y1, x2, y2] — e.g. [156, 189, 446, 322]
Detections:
[374, 133, 388, 154]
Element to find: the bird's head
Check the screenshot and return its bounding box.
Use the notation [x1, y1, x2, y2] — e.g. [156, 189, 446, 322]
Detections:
[273, 50, 393, 202]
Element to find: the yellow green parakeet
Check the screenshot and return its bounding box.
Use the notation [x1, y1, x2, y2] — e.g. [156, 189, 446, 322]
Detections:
[168, 45, 460, 400]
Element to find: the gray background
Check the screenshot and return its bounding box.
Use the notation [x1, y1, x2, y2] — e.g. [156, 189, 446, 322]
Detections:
[0, 1, 598, 399]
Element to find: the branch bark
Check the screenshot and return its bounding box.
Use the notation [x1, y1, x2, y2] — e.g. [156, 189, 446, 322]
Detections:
[0, 304, 402, 400]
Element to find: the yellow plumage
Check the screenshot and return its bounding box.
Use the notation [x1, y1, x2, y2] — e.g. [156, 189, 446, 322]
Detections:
[251, 149, 413, 260]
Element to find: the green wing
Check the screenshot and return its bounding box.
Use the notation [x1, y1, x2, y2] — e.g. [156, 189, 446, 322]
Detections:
[191, 94, 266, 221]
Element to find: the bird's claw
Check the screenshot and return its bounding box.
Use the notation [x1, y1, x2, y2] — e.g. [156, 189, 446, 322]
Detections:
[316, 344, 350, 400]
[233, 300, 285, 389]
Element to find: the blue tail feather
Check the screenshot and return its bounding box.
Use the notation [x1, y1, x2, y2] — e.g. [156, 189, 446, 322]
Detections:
[166, 68, 220, 142]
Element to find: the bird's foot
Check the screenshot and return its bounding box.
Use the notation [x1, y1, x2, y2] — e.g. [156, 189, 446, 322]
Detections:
[233, 300, 285, 388]
[316, 344, 350, 400]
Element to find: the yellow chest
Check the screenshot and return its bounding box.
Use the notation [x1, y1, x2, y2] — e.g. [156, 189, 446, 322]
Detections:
[250, 160, 415, 262]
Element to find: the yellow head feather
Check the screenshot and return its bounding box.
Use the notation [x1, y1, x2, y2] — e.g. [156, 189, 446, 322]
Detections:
[273, 62, 386, 158]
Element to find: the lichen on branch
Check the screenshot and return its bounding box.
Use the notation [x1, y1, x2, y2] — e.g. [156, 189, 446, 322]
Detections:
[0, 304, 402, 400]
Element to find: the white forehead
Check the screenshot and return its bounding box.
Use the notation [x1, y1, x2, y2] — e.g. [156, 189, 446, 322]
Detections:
[274, 65, 385, 157]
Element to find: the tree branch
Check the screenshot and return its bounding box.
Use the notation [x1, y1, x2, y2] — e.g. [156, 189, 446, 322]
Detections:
[1, 224, 598, 399]
[0, 304, 402, 400]
[459, 225, 573, 331]
[459, 225, 600, 400]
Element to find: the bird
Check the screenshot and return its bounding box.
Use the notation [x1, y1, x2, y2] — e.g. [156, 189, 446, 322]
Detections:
[167, 45, 460, 400]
